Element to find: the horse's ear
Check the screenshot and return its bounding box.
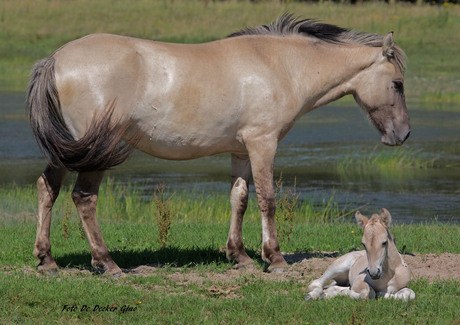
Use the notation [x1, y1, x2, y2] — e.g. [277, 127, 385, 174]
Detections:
[382, 32, 395, 58]
[380, 208, 392, 227]
[355, 211, 369, 229]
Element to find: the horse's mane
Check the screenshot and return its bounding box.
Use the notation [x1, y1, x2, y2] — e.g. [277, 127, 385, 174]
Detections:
[228, 13, 406, 74]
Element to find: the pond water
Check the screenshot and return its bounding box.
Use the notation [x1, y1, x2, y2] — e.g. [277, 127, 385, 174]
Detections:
[1, 90, 459, 223]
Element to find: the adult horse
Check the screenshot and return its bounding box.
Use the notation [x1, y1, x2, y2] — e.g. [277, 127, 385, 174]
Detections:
[27, 14, 410, 275]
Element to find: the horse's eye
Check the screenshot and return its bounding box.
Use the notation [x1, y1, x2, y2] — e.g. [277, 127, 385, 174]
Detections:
[382, 241, 388, 247]
[393, 81, 404, 92]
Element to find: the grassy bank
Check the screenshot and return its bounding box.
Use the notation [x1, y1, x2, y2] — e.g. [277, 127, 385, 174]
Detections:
[1, 268, 458, 324]
[1, 267, 458, 324]
[1, 181, 459, 261]
[1, 182, 459, 324]
[0, 0, 459, 105]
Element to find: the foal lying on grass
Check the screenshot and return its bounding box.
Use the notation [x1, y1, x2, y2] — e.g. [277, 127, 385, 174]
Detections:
[306, 209, 415, 301]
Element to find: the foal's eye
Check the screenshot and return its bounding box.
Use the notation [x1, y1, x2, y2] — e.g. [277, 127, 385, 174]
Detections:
[382, 241, 388, 247]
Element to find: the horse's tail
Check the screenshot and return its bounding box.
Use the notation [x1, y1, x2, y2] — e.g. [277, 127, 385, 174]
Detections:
[26, 57, 134, 172]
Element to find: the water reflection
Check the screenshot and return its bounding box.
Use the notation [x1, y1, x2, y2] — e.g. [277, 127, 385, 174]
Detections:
[1, 91, 459, 223]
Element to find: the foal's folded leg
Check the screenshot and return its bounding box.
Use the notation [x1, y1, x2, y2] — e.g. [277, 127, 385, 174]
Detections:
[384, 288, 415, 301]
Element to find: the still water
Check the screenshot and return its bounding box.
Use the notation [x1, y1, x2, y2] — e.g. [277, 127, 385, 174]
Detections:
[1, 91, 459, 223]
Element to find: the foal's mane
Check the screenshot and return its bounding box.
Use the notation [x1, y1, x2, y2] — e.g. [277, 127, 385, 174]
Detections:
[228, 13, 406, 74]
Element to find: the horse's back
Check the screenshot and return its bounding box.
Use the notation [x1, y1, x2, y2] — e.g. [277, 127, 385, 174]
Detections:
[51, 34, 252, 157]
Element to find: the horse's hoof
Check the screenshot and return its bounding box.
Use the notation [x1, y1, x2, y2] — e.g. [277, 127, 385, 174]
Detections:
[37, 261, 59, 276]
[267, 267, 287, 274]
[105, 267, 123, 278]
[266, 259, 289, 273]
[305, 294, 313, 301]
[234, 261, 255, 271]
[108, 270, 124, 279]
[37, 266, 59, 276]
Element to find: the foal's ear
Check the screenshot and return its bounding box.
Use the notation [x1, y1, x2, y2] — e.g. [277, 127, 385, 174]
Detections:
[380, 208, 392, 227]
[382, 32, 395, 58]
[355, 211, 369, 229]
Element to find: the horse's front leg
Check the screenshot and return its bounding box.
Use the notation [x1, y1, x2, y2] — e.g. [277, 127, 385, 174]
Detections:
[247, 138, 288, 272]
[72, 171, 122, 276]
[34, 165, 67, 273]
[226, 154, 253, 269]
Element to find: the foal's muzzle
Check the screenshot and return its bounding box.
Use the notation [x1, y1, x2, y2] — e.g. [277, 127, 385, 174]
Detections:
[367, 267, 383, 280]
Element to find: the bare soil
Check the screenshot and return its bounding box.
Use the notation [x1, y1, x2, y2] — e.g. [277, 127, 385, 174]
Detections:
[124, 252, 459, 286]
[4, 252, 458, 296]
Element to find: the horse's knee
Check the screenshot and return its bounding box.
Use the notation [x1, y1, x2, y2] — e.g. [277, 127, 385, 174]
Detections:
[37, 175, 60, 204]
[71, 190, 98, 213]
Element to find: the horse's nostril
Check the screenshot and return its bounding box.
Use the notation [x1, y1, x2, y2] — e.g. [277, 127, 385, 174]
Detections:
[404, 130, 411, 142]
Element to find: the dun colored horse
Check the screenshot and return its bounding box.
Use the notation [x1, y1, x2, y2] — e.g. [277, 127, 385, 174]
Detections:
[306, 209, 415, 301]
[27, 15, 410, 275]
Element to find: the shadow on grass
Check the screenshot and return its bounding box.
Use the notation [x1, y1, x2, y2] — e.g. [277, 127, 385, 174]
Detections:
[54, 246, 260, 270]
[54, 248, 356, 274]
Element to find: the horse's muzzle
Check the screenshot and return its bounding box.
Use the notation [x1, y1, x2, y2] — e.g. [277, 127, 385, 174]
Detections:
[382, 128, 411, 146]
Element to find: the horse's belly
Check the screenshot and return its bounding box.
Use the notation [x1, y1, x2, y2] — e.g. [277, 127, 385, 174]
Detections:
[130, 125, 243, 160]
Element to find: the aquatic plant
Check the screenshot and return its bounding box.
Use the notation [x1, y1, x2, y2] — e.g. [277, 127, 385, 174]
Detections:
[337, 146, 438, 177]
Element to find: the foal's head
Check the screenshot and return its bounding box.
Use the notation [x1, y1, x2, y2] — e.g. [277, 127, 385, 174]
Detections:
[355, 208, 393, 280]
[353, 33, 410, 146]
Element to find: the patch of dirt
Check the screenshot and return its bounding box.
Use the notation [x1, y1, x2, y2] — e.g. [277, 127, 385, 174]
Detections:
[402, 253, 460, 281]
[280, 252, 460, 282]
[3, 253, 458, 288]
[121, 252, 459, 284]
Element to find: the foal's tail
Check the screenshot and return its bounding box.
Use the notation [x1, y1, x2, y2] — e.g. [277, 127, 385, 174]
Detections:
[26, 57, 134, 172]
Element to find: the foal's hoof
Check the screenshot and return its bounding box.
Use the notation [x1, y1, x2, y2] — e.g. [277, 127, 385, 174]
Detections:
[305, 292, 324, 301]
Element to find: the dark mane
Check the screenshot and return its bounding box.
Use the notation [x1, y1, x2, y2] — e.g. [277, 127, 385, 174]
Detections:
[228, 13, 406, 74]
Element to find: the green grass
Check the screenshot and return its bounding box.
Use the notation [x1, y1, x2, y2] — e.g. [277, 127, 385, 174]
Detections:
[0, 0, 459, 105]
[1, 269, 458, 324]
[337, 146, 439, 178]
[0, 178, 353, 225]
[1, 179, 459, 261]
[1, 181, 459, 324]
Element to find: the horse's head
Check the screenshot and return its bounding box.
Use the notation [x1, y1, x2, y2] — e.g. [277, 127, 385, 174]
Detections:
[353, 32, 410, 146]
[355, 208, 393, 280]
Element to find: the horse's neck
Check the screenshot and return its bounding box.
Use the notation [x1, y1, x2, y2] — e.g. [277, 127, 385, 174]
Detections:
[384, 234, 404, 273]
[293, 43, 380, 112]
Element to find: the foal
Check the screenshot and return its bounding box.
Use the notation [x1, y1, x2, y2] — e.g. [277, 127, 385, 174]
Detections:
[306, 209, 415, 301]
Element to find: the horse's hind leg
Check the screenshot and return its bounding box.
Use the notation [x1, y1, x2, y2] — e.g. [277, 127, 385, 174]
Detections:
[71, 171, 121, 276]
[226, 154, 253, 269]
[34, 165, 67, 273]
